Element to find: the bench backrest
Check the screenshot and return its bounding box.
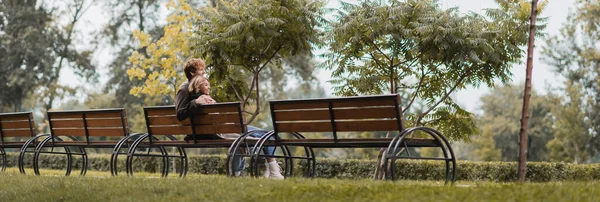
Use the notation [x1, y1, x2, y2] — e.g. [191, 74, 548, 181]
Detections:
[0, 112, 36, 144]
[269, 94, 404, 139]
[47, 108, 129, 143]
[143, 102, 246, 142]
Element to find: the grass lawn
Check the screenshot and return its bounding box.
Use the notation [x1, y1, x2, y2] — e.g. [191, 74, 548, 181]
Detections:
[1, 168, 599, 202]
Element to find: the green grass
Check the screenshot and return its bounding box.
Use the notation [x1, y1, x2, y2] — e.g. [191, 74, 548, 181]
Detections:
[1, 168, 599, 202]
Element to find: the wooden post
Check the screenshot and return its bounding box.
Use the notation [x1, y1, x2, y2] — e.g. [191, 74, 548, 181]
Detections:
[518, 0, 538, 182]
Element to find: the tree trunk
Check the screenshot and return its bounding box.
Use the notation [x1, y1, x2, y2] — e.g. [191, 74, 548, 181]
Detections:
[518, 0, 538, 183]
[373, 63, 398, 180]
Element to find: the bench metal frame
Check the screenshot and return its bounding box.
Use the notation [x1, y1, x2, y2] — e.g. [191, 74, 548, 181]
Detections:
[18, 108, 143, 176]
[124, 102, 288, 177]
[0, 112, 39, 172]
[241, 94, 456, 183]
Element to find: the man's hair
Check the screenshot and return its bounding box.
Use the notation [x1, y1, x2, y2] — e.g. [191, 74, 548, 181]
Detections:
[184, 58, 206, 80]
[188, 76, 207, 94]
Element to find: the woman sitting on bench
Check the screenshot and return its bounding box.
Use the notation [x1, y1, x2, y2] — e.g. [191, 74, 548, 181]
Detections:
[175, 58, 284, 179]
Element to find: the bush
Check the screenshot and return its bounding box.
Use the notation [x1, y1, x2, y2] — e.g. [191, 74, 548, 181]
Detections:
[5, 152, 600, 182]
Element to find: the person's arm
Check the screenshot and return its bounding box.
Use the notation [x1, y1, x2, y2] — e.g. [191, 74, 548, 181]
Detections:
[175, 82, 200, 121]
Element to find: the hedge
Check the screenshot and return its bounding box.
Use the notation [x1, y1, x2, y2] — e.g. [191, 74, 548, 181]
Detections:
[4, 152, 600, 182]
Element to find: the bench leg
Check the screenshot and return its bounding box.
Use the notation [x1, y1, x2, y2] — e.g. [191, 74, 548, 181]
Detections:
[249, 131, 315, 178]
[18, 134, 49, 174]
[165, 135, 187, 177]
[111, 133, 145, 176]
[1, 148, 5, 172]
[125, 134, 174, 177]
[32, 136, 79, 176]
[383, 127, 457, 184]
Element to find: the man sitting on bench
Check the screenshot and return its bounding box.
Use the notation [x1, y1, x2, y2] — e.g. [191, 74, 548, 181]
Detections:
[175, 58, 284, 179]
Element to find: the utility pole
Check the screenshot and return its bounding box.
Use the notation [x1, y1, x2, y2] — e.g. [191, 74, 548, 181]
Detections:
[518, 0, 538, 182]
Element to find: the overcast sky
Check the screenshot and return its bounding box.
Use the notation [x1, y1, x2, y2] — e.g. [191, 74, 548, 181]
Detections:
[65, 0, 576, 113]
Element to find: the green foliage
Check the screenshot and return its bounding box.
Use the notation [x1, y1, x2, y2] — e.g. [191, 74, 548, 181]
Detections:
[543, 0, 600, 160]
[322, 0, 545, 142]
[0, 0, 55, 112]
[191, 0, 325, 123]
[546, 82, 590, 163]
[7, 153, 600, 182]
[474, 84, 554, 162]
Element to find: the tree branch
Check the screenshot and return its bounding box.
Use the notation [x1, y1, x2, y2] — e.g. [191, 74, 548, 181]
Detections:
[258, 45, 283, 73]
[225, 73, 244, 101]
[362, 36, 393, 64]
[415, 71, 468, 126]
[245, 72, 261, 124]
[405, 68, 426, 112]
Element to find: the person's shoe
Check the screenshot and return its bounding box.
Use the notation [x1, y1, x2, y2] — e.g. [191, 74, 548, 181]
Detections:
[267, 161, 284, 180]
[263, 162, 270, 178]
[234, 171, 242, 177]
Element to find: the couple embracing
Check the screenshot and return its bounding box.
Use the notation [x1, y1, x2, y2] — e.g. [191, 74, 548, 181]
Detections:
[174, 58, 284, 180]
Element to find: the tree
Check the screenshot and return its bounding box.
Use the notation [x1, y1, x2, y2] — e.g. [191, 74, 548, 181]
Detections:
[546, 82, 590, 163]
[476, 84, 553, 162]
[0, 0, 55, 112]
[129, 0, 325, 124]
[543, 0, 600, 160]
[99, 0, 167, 107]
[37, 0, 97, 131]
[323, 0, 541, 141]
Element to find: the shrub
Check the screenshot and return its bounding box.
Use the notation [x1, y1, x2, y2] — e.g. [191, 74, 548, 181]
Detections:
[5, 153, 600, 182]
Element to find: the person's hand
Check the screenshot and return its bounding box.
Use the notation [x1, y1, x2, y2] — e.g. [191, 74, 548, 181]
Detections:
[196, 95, 216, 104]
[195, 97, 208, 104]
[204, 96, 216, 104]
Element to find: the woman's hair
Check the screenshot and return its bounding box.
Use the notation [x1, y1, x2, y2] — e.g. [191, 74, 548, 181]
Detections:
[188, 76, 207, 94]
[184, 58, 205, 80]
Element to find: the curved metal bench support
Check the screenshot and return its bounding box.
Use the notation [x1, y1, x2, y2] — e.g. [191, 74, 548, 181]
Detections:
[125, 134, 171, 177]
[110, 133, 146, 176]
[245, 131, 314, 178]
[383, 127, 456, 184]
[164, 135, 188, 177]
[18, 134, 49, 174]
[0, 147, 5, 172]
[32, 136, 83, 176]
[226, 130, 266, 177]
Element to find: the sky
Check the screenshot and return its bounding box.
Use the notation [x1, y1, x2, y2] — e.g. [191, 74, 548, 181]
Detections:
[62, 0, 576, 113]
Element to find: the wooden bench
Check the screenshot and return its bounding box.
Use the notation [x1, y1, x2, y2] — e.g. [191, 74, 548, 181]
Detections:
[0, 112, 38, 172]
[18, 108, 139, 176]
[238, 94, 456, 183]
[125, 102, 271, 177]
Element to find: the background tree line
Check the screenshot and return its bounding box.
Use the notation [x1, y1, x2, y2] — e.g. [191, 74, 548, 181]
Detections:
[1, 0, 598, 163]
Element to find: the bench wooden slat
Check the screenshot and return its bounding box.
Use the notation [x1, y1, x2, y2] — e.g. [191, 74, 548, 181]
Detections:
[148, 124, 244, 135]
[1, 129, 35, 137]
[334, 107, 398, 120]
[276, 122, 332, 132]
[335, 120, 400, 132]
[273, 109, 330, 121]
[52, 128, 127, 136]
[50, 120, 84, 128]
[0, 120, 32, 129]
[84, 111, 124, 119]
[0, 114, 31, 122]
[272, 102, 329, 110]
[148, 125, 192, 135]
[201, 105, 240, 114]
[49, 111, 124, 119]
[191, 113, 241, 124]
[332, 98, 396, 108]
[86, 118, 127, 127]
[147, 116, 190, 125]
[193, 124, 244, 134]
[145, 107, 175, 116]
